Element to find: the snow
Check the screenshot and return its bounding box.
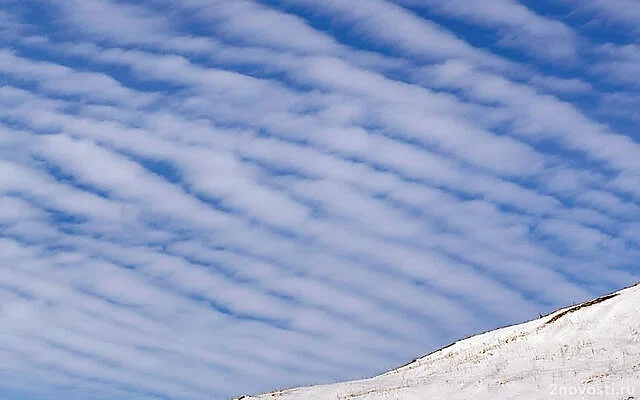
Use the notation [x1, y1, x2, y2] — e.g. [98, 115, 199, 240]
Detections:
[240, 283, 640, 399]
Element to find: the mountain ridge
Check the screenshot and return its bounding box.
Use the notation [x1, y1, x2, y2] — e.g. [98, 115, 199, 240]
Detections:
[236, 282, 640, 400]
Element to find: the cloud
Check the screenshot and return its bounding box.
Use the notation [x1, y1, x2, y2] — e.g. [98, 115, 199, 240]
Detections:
[594, 43, 640, 86]
[1, 1, 639, 399]
[276, 0, 514, 70]
[575, 0, 640, 34]
[528, 75, 592, 95]
[396, 0, 579, 63]
[168, 0, 342, 54]
[48, 0, 217, 52]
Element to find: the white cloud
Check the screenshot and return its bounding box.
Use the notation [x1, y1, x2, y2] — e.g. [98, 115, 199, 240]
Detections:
[170, 0, 342, 54]
[396, 0, 579, 62]
[48, 0, 217, 52]
[575, 0, 640, 34]
[277, 0, 516, 70]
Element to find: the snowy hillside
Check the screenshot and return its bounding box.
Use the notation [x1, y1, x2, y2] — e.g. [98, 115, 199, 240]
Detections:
[239, 283, 640, 400]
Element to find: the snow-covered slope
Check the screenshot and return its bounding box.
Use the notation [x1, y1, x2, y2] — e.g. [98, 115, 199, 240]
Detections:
[240, 283, 640, 400]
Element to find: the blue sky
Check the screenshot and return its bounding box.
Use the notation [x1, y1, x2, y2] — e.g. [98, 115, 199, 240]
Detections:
[1, 0, 640, 399]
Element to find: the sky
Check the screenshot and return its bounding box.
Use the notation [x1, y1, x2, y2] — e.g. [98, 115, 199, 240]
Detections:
[0, 0, 640, 399]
